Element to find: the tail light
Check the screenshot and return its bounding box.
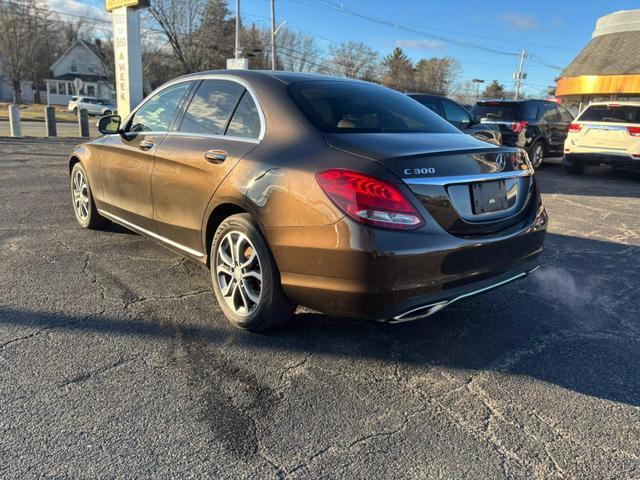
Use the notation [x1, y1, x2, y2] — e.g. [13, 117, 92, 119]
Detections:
[511, 121, 528, 133]
[568, 123, 582, 133]
[627, 126, 640, 136]
[316, 169, 424, 230]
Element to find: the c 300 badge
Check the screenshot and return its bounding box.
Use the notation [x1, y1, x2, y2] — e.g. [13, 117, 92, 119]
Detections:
[403, 167, 436, 175]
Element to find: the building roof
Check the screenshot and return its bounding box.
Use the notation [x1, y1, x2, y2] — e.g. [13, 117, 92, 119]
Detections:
[561, 30, 640, 77]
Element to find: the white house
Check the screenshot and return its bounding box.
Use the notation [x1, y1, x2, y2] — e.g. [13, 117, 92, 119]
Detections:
[46, 40, 115, 105]
[0, 54, 34, 103]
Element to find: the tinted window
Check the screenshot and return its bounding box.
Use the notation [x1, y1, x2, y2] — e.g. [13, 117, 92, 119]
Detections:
[558, 106, 574, 123]
[471, 102, 521, 121]
[129, 82, 192, 133]
[578, 105, 640, 124]
[226, 92, 261, 138]
[179, 80, 244, 135]
[441, 99, 471, 124]
[523, 102, 541, 122]
[409, 95, 444, 117]
[288, 81, 458, 134]
[542, 104, 560, 122]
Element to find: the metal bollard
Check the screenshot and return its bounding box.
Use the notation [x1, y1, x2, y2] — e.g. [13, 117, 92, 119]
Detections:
[45, 106, 57, 137]
[78, 108, 89, 138]
[9, 104, 22, 137]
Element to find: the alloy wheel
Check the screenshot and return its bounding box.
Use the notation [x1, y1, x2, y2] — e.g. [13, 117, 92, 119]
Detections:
[216, 231, 263, 316]
[72, 169, 90, 222]
[532, 145, 544, 168]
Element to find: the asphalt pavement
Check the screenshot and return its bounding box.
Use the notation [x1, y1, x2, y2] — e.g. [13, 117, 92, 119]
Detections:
[1, 137, 639, 479]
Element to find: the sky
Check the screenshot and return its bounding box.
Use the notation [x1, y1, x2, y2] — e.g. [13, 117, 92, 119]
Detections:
[47, 0, 640, 97]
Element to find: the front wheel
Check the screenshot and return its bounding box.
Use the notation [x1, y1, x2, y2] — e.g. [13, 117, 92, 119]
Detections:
[211, 213, 296, 331]
[529, 141, 545, 168]
[70, 163, 108, 229]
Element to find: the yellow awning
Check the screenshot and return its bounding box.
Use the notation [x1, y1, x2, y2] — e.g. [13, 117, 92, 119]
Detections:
[557, 75, 640, 97]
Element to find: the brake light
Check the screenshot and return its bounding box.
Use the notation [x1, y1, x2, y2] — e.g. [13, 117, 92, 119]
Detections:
[627, 126, 640, 136]
[568, 123, 582, 133]
[511, 121, 528, 133]
[316, 169, 424, 230]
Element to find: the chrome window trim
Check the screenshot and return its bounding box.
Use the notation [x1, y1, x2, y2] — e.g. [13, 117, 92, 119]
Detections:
[403, 169, 533, 186]
[165, 131, 260, 144]
[122, 74, 267, 142]
[97, 209, 204, 258]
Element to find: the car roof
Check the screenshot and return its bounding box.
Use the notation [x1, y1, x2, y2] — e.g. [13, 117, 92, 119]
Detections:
[174, 69, 367, 86]
[585, 101, 640, 107]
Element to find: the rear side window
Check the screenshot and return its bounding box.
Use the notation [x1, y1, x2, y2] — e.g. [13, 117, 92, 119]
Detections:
[288, 81, 458, 134]
[471, 102, 521, 121]
[578, 105, 640, 124]
[542, 104, 560, 122]
[226, 92, 261, 139]
[441, 99, 471, 124]
[409, 95, 444, 117]
[179, 80, 245, 135]
[558, 106, 574, 123]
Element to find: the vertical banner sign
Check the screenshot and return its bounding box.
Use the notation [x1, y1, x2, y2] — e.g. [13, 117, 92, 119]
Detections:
[107, 0, 146, 118]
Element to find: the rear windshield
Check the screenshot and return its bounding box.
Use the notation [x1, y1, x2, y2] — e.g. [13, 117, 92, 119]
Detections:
[288, 81, 458, 134]
[578, 105, 640, 124]
[471, 102, 522, 121]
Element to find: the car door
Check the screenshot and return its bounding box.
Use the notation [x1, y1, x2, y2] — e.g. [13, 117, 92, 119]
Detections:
[541, 103, 562, 152]
[151, 79, 263, 254]
[97, 81, 194, 232]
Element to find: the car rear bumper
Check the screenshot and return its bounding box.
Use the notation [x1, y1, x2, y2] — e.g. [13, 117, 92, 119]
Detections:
[265, 204, 547, 321]
[564, 153, 640, 170]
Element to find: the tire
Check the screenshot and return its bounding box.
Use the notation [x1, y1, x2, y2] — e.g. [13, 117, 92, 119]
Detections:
[211, 213, 296, 331]
[103, 110, 112, 116]
[529, 141, 545, 168]
[565, 164, 585, 175]
[70, 163, 108, 229]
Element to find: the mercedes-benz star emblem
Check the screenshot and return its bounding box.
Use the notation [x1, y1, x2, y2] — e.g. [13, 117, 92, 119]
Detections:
[495, 153, 506, 172]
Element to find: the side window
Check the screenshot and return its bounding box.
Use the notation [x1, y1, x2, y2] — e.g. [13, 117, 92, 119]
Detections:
[542, 104, 560, 122]
[226, 92, 261, 139]
[414, 97, 444, 117]
[179, 80, 245, 135]
[442, 99, 471, 124]
[129, 82, 192, 133]
[523, 102, 541, 122]
[558, 106, 573, 123]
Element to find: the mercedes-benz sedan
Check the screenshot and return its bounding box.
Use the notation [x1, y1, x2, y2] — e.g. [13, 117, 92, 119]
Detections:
[69, 71, 547, 331]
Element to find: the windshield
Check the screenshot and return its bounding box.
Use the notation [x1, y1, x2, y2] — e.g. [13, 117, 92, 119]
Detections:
[288, 81, 458, 134]
[578, 105, 640, 124]
[471, 102, 522, 121]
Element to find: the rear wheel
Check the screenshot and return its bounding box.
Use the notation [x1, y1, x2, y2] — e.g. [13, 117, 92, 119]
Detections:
[565, 164, 585, 175]
[70, 163, 108, 228]
[211, 213, 296, 331]
[103, 110, 112, 116]
[529, 141, 545, 168]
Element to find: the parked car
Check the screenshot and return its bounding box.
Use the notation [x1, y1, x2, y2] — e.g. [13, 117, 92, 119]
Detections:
[68, 96, 115, 116]
[408, 93, 502, 145]
[69, 71, 546, 331]
[563, 101, 640, 174]
[471, 99, 574, 168]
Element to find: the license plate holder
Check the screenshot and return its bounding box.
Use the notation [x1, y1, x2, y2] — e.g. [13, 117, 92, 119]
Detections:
[471, 180, 509, 214]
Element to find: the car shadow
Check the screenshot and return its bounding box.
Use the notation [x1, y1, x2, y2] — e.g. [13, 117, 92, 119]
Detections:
[0, 233, 638, 407]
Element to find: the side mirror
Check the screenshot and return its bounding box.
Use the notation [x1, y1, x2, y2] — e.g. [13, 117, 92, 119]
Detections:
[97, 115, 121, 135]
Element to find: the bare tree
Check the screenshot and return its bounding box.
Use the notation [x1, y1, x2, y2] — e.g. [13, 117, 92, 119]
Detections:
[329, 41, 379, 81]
[0, 0, 49, 103]
[274, 28, 319, 73]
[413, 57, 460, 95]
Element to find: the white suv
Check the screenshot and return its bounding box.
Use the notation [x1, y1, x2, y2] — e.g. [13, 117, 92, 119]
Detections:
[67, 96, 115, 116]
[563, 101, 640, 174]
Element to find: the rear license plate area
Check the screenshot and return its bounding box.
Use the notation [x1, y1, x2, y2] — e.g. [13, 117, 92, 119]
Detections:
[471, 180, 509, 214]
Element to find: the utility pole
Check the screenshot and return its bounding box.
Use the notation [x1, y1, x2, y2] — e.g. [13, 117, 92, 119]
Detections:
[514, 49, 527, 100]
[270, 0, 276, 70]
[235, 0, 240, 59]
[472, 78, 484, 103]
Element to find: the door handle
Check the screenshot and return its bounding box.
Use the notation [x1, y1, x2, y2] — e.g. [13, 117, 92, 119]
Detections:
[139, 140, 154, 151]
[204, 150, 227, 163]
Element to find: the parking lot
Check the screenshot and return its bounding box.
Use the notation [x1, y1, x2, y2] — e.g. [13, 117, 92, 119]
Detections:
[0, 137, 638, 478]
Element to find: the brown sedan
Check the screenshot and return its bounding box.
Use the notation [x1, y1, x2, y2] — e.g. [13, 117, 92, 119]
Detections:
[69, 71, 547, 331]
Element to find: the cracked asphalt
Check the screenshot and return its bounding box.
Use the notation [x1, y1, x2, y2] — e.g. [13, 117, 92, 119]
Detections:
[1, 137, 639, 479]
